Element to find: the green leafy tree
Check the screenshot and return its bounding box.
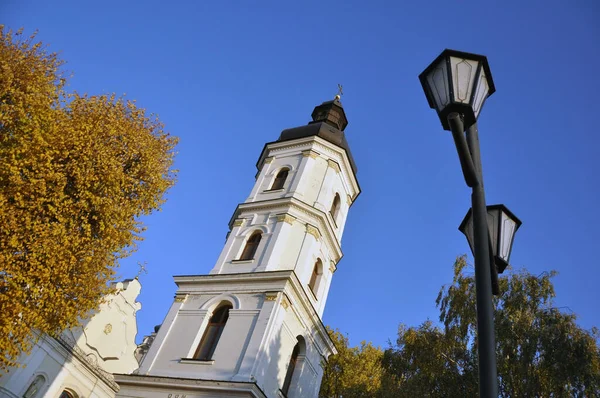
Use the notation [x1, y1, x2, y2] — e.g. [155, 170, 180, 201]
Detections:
[382, 256, 600, 397]
[320, 327, 384, 398]
[0, 27, 178, 371]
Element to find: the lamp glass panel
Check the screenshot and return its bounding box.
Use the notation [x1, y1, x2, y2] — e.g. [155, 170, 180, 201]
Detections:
[472, 69, 490, 118]
[461, 213, 475, 255]
[499, 211, 517, 263]
[426, 59, 450, 112]
[486, 208, 500, 257]
[450, 57, 479, 104]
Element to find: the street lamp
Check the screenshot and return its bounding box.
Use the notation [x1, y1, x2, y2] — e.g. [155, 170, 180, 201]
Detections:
[419, 49, 518, 398]
[459, 204, 522, 275]
[419, 49, 495, 131]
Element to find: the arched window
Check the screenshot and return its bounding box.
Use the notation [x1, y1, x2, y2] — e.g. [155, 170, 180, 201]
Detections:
[59, 391, 76, 398]
[330, 193, 341, 222]
[282, 336, 306, 396]
[271, 168, 289, 190]
[194, 304, 232, 360]
[239, 231, 261, 260]
[23, 375, 45, 398]
[308, 259, 323, 297]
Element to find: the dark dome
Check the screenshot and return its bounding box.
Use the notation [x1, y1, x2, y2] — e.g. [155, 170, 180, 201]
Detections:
[278, 122, 357, 174]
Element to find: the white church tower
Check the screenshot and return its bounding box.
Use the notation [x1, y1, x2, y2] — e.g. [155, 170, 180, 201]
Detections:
[116, 96, 360, 398]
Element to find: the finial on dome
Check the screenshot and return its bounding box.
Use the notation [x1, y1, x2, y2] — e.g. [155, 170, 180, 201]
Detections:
[335, 84, 343, 101]
[135, 262, 148, 279]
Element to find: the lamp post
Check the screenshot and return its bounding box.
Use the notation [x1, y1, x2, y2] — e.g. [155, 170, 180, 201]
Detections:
[419, 49, 520, 398]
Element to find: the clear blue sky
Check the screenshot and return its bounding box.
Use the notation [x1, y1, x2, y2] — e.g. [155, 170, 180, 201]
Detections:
[4, 1, 599, 348]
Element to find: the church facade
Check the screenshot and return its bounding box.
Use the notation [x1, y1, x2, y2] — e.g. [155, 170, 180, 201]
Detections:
[0, 279, 142, 398]
[1, 96, 359, 398]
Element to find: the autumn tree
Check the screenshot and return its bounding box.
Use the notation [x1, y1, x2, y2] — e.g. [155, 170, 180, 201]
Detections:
[320, 327, 384, 398]
[0, 27, 178, 371]
[382, 256, 600, 397]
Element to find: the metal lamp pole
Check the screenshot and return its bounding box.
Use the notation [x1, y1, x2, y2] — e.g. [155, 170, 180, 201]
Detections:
[418, 49, 505, 397]
[448, 114, 497, 397]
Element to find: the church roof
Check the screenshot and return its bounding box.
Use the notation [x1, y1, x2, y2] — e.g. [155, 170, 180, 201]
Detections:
[277, 98, 357, 174]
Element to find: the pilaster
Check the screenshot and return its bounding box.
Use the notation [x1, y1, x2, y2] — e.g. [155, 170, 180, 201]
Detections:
[138, 296, 186, 375]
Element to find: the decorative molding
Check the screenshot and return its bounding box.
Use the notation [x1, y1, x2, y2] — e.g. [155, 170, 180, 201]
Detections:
[306, 224, 320, 239]
[174, 294, 187, 303]
[329, 261, 337, 274]
[233, 218, 245, 227]
[302, 149, 319, 159]
[346, 194, 352, 206]
[263, 156, 274, 164]
[264, 292, 279, 302]
[281, 295, 291, 310]
[327, 159, 341, 173]
[276, 213, 296, 225]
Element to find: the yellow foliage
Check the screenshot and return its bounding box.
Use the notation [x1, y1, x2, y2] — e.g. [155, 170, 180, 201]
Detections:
[320, 327, 384, 398]
[0, 26, 178, 371]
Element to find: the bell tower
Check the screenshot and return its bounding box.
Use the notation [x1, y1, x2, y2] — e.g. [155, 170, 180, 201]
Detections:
[116, 96, 360, 398]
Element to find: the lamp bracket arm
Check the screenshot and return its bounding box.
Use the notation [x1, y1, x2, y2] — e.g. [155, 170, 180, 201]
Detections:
[448, 113, 479, 188]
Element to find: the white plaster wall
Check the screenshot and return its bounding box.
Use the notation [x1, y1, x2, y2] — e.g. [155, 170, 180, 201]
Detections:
[0, 335, 116, 398]
[298, 156, 329, 207]
[253, 301, 324, 398]
[265, 220, 305, 271]
[139, 292, 266, 381]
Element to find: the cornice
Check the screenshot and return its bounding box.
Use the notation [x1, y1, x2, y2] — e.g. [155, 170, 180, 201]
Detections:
[113, 374, 267, 397]
[174, 270, 295, 285]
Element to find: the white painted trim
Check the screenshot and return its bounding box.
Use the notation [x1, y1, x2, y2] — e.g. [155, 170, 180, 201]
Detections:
[114, 374, 267, 397]
[201, 294, 241, 311]
[179, 358, 215, 365]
